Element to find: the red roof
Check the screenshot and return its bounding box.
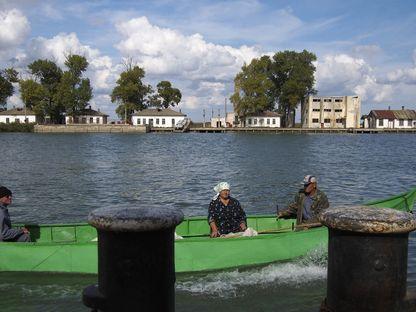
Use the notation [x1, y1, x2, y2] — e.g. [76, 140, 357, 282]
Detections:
[370, 110, 396, 120]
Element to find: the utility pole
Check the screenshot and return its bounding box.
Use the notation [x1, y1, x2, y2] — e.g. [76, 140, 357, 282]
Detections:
[124, 106, 127, 124]
[224, 98, 227, 127]
[203, 109, 206, 128]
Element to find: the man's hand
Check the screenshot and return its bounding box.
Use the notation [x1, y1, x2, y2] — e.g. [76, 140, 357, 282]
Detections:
[22, 227, 30, 234]
[210, 230, 219, 238]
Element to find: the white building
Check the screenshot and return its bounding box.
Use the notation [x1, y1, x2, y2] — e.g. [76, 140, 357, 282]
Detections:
[132, 108, 186, 127]
[239, 111, 281, 128]
[65, 107, 108, 124]
[0, 108, 37, 124]
[303, 95, 361, 128]
[211, 112, 236, 128]
[364, 108, 416, 129]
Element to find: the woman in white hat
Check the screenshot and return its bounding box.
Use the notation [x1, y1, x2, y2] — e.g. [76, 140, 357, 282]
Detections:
[208, 182, 247, 238]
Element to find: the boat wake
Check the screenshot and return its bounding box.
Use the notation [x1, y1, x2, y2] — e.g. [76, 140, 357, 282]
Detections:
[176, 245, 327, 298]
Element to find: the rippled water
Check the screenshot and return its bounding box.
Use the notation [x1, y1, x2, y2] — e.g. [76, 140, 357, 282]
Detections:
[0, 132, 415, 311]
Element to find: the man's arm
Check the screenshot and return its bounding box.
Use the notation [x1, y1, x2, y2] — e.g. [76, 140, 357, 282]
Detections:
[0, 210, 24, 241]
[277, 193, 301, 218]
[209, 222, 219, 238]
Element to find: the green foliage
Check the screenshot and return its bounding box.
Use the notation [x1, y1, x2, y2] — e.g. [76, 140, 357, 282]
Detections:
[154, 81, 182, 108]
[230, 56, 274, 121]
[0, 67, 18, 110]
[56, 55, 92, 117]
[271, 50, 317, 127]
[0, 122, 35, 132]
[230, 50, 317, 127]
[111, 65, 152, 121]
[19, 55, 92, 124]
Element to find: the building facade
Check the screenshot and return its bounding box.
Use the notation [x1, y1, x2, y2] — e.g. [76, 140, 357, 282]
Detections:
[364, 108, 416, 129]
[132, 108, 186, 127]
[211, 112, 236, 128]
[303, 95, 361, 128]
[0, 108, 37, 123]
[65, 107, 108, 124]
[239, 111, 281, 128]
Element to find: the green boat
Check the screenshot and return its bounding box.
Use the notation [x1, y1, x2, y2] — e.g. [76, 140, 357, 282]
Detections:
[1, 188, 415, 274]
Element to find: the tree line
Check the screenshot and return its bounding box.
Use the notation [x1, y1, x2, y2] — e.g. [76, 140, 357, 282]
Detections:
[231, 50, 317, 127]
[1, 50, 316, 127]
[0, 55, 182, 123]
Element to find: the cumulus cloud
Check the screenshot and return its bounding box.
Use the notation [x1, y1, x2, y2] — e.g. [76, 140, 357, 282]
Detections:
[0, 9, 30, 51]
[316, 54, 392, 102]
[115, 16, 261, 80]
[386, 49, 416, 84]
[27, 32, 115, 91]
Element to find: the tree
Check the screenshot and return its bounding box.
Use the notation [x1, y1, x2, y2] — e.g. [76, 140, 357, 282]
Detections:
[111, 65, 152, 122]
[19, 79, 47, 121]
[0, 68, 18, 110]
[26, 59, 63, 123]
[230, 56, 274, 124]
[153, 81, 181, 108]
[270, 50, 317, 127]
[55, 55, 92, 117]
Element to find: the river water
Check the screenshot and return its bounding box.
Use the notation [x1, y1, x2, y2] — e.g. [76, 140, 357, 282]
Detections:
[0, 132, 415, 311]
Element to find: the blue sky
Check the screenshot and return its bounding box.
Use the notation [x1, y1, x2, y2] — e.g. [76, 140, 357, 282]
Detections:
[1, 0, 416, 120]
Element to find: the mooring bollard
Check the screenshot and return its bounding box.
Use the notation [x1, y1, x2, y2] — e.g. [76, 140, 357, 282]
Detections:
[82, 206, 184, 312]
[319, 206, 416, 312]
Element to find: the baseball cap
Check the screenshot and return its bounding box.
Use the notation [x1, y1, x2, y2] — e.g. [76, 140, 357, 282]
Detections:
[303, 175, 317, 186]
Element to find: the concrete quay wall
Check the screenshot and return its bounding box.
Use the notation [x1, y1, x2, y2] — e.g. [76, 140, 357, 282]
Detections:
[34, 124, 149, 133]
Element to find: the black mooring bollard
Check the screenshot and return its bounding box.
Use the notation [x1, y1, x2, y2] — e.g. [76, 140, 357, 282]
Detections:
[319, 206, 416, 312]
[82, 207, 184, 312]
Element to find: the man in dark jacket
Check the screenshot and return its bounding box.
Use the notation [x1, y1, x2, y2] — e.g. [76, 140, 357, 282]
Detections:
[277, 175, 329, 224]
[0, 186, 31, 242]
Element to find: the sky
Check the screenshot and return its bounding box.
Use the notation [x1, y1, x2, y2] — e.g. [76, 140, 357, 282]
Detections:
[1, 0, 416, 121]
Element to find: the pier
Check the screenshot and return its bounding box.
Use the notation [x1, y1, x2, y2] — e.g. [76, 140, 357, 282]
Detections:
[151, 126, 416, 134]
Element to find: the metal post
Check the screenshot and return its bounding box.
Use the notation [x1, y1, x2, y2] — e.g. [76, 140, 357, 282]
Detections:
[203, 109, 205, 128]
[82, 207, 183, 312]
[319, 206, 416, 312]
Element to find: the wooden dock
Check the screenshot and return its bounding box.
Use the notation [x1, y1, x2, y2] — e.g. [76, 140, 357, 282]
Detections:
[151, 127, 416, 134]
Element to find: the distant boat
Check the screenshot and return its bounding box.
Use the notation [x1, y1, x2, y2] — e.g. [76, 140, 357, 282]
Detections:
[1, 188, 415, 274]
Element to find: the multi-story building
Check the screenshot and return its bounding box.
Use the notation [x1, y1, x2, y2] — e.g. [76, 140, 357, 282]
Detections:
[303, 95, 361, 128]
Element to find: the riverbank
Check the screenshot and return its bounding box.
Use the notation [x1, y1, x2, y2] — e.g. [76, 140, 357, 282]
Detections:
[0, 123, 34, 132]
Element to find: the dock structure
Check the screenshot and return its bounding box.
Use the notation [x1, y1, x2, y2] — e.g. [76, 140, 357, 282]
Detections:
[151, 127, 416, 134]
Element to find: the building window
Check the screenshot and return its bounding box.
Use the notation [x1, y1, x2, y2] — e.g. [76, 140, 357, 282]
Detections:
[259, 118, 264, 125]
[335, 109, 342, 112]
[313, 98, 320, 102]
[312, 108, 320, 112]
[334, 99, 342, 102]
[408, 119, 412, 126]
[267, 118, 270, 125]
[272, 118, 276, 124]
[6, 118, 9, 124]
[162, 118, 165, 125]
[324, 109, 331, 112]
[25, 118, 29, 123]
[96, 118, 100, 123]
[89, 117, 93, 123]
[15, 118, 20, 123]
[379, 119, 384, 126]
[143, 118, 146, 124]
[254, 118, 257, 125]
[137, 118, 141, 125]
[248, 118, 252, 125]
[312, 118, 319, 123]
[399, 119, 404, 126]
[324, 118, 330, 123]
[172, 118, 175, 126]
[336, 118, 343, 123]
[156, 118, 160, 125]
[324, 99, 332, 102]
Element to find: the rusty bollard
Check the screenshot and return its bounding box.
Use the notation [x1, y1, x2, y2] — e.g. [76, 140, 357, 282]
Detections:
[319, 206, 416, 312]
[82, 207, 183, 312]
